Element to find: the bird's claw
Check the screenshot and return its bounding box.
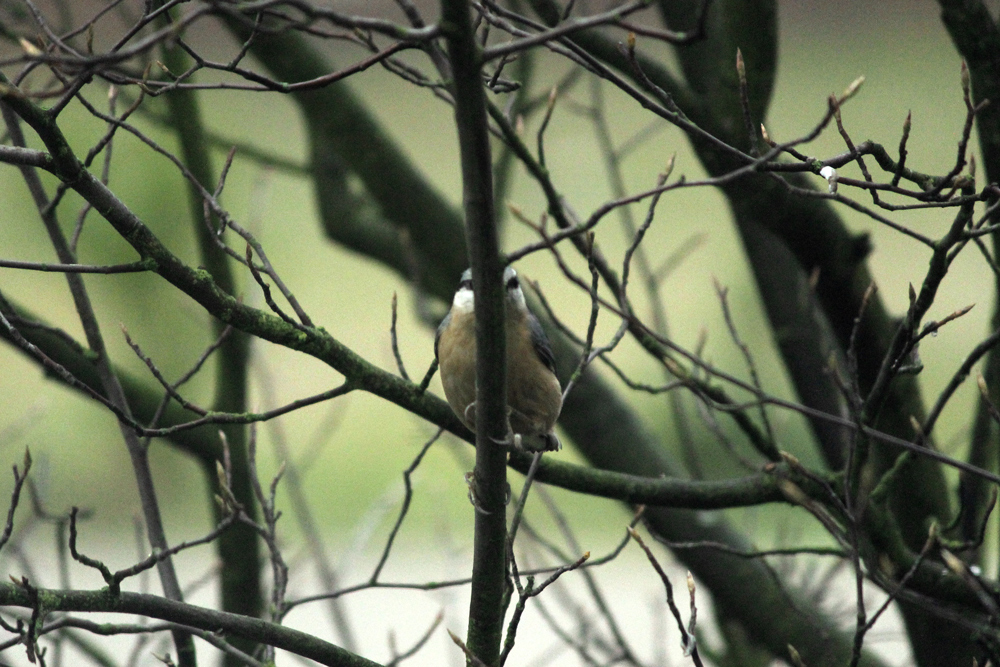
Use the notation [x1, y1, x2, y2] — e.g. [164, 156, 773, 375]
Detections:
[465, 471, 491, 515]
[464, 472, 511, 512]
[489, 429, 524, 451]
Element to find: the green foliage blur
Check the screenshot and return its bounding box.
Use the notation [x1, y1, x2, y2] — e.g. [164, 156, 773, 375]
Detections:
[0, 0, 985, 562]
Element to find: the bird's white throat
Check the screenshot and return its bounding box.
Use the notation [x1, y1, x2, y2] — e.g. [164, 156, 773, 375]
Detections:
[452, 287, 475, 313]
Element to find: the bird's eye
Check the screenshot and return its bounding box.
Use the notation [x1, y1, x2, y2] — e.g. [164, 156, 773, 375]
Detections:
[506, 276, 520, 291]
[459, 279, 473, 291]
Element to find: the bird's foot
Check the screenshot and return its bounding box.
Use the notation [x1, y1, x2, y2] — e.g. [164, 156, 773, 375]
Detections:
[464, 471, 511, 513]
[488, 418, 521, 450]
[464, 471, 491, 515]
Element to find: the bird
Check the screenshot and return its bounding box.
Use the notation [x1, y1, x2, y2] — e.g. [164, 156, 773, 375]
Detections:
[435, 266, 562, 452]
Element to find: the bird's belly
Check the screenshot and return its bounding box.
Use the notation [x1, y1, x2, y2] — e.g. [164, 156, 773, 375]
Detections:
[439, 345, 478, 430]
[507, 364, 562, 436]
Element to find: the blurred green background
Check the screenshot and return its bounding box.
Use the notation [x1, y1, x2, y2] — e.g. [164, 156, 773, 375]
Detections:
[0, 0, 990, 632]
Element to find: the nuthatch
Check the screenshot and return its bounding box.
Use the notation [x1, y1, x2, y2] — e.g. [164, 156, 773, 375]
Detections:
[435, 266, 562, 452]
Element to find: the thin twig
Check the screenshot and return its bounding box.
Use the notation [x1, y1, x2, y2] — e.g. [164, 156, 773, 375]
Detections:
[628, 529, 703, 666]
[390, 292, 410, 382]
[369, 429, 442, 583]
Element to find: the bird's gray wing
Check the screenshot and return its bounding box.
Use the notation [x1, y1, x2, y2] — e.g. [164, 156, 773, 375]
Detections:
[527, 312, 557, 374]
[434, 311, 452, 362]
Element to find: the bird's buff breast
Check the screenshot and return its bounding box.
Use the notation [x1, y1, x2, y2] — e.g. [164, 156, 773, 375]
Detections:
[438, 311, 562, 436]
[437, 313, 479, 429]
